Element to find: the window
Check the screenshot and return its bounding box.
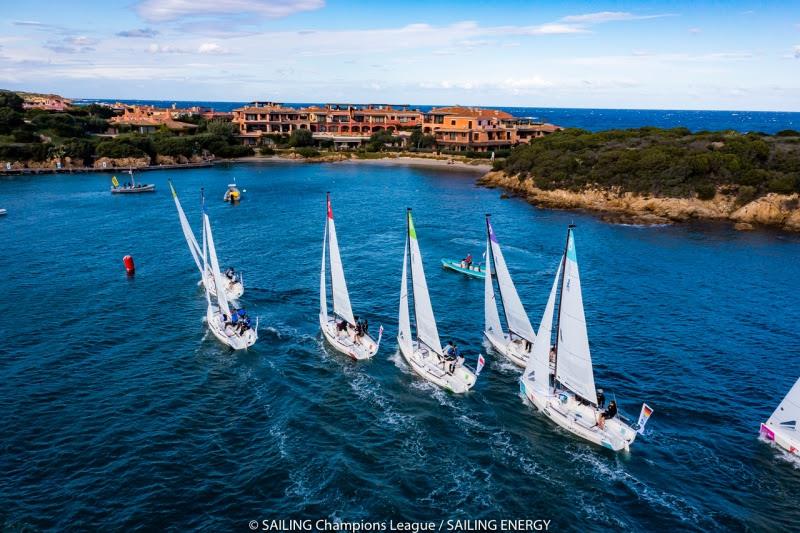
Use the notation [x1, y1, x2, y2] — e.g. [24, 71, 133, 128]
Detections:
[468, 121, 472, 129]
[450, 120, 456, 126]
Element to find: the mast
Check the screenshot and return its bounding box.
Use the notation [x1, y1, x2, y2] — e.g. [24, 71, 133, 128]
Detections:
[486, 214, 509, 331]
[552, 224, 575, 382]
[407, 208, 417, 346]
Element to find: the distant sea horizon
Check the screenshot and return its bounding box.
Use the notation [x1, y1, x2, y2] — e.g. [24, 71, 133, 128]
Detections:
[74, 98, 800, 134]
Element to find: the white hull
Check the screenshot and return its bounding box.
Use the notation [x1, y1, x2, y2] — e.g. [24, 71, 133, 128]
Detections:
[485, 331, 530, 368]
[399, 339, 476, 393]
[760, 423, 800, 457]
[520, 377, 637, 451]
[320, 316, 378, 360]
[206, 305, 257, 350]
[201, 271, 244, 302]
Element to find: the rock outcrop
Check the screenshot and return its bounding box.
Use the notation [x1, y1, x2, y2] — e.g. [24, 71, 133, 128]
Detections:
[479, 171, 800, 232]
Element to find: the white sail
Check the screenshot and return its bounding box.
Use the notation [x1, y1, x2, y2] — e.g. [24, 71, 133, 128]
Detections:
[767, 377, 800, 436]
[320, 215, 328, 323]
[397, 238, 413, 356]
[484, 225, 502, 337]
[169, 181, 203, 275]
[525, 259, 563, 396]
[326, 200, 355, 325]
[203, 211, 232, 318]
[407, 211, 442, 355]
[555, 229, 598, 405]
[488, 219, 536, 343]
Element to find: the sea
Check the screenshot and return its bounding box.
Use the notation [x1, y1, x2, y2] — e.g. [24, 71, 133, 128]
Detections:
[74, 99, 800, 135]
[1, 160, 799, 531]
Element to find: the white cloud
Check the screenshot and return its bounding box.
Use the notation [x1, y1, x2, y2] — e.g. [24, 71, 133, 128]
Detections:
[689, 27, 702, 34]
[135, 0, 325, 22]
[198, 42, 228, 54]
[526, 23, 586, 35]
[794, 45, 800, 58]
[561, 11, 671, 24]
[146, 43, 189, 54]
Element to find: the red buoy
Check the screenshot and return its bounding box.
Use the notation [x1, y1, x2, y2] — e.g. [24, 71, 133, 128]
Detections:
[123, 255, 135, 275]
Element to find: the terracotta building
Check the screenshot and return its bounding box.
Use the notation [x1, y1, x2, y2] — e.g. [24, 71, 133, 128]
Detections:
[108, 105, 199, 135]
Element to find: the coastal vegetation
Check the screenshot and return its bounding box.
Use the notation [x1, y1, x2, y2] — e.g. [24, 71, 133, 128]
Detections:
[493, 127, 800, 202]
[0, 89, 253, 167]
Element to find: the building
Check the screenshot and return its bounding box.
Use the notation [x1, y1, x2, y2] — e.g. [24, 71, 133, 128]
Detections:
[231, 102, 422, 146]
[421, 106, 562, 152]
[21, 94, 72, 111]
[108, 105, 199, 135]
[230, 101, 561, 150]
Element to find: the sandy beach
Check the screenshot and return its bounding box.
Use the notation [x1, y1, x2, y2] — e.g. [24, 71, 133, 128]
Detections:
[230, 154, 492, 173]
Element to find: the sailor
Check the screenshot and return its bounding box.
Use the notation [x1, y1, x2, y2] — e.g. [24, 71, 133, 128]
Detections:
[598, 400, 618, 430]
[549, 345, 556, 363]
[237, 313, 252, 334]
[464, 253, 473, 268]
[224, 267, 236, 281]
[231, 308, 242, 324]
[596, 389, 606, 409]
[336, 319, 348, 336]
[447, 343, 461, 374]
[444, 340, 455, 357]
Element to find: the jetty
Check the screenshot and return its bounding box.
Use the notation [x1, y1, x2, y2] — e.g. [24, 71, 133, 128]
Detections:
[0, 161, 213, 176]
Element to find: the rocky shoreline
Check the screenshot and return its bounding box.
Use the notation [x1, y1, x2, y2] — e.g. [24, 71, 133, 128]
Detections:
[478, 171, 800, 232]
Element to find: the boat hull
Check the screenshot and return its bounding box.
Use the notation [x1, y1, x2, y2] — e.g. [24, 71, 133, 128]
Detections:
[520, 377, 637, 451]
[399, 339, 476, 393]
[441, 259, 487, 279]
[320, 316, 378, 360]
[485, 331, 530, 368]
[760, 423, 800, 456]
[206, 306, 257, 350]
[111, 185, 155, 193]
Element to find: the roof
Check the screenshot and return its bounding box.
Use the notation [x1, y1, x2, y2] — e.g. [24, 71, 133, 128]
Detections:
[427, 106, 514, 119]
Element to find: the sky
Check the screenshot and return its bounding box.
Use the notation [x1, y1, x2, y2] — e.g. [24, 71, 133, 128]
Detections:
[0, 0, 798, 110]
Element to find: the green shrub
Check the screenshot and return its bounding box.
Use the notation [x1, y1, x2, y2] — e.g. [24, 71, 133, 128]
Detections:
[259, 146, 275, 156]
[767, 176, 798, 194]
[295, 146, 320, 158]
[735, 185, 757, 206]
[695, 183, 716, 200]
[213, 144, 254, 158]
[288, 129, 314, 147]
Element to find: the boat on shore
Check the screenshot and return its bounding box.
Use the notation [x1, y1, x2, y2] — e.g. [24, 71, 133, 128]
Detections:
[201, 193, 257, 350]
[320, 193, 381, 360]
[483, 214, 537, 368]
[520, 225, 652, 451]
[398, 208, 482, 393]
[760, 377, 800, 458]
[441, 258, 487, 279]
[111, 170, 155, 194]
[168, 181, 244, 301]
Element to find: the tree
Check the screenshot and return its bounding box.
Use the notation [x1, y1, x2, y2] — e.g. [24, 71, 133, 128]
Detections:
[0, 91, 24, 111]
[366, 130, 400, 152]
[206, 119, 238, 141]
[0, 107, 24, 134]
[409, 128, 436, 149]
[288, 128, 314, 147]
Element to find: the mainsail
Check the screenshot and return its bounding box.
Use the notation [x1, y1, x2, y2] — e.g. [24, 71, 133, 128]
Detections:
[484, 226, 502, 337]
[555, 228, 598, 405]
[397, 238, 413, 356]
[203, 209, 232, 318]
[407, 210, 442, 355]
[767, 377, 800, 436]
[487, 218, 536, 343]
[325, 195, 355, 325]
[320, 208, 328, 323]
[169, 181, 202, 275]
[525, 259, 563, 396]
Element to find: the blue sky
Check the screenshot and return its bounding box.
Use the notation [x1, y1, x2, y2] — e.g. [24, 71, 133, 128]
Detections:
[1, 0, 798, 110]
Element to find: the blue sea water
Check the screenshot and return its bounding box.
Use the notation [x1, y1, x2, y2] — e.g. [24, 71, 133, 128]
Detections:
[1, 162, 800, 531]
[75, 99, 800, 135]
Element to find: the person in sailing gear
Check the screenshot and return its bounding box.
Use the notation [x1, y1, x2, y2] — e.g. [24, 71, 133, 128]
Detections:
[237, 313, 252, 334]
[231, 308, 242, 324]
[336, 319, 348, 337]
[224, 267, 236, 281]
[596, 389, 606, 409]
[598, 400, 618, 430]
[463, 253, 473, 268]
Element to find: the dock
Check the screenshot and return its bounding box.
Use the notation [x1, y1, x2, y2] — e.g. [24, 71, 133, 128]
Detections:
[0, 161, 214, 176]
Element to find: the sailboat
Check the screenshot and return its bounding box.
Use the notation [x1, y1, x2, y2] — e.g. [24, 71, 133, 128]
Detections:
[169, 180, 244, 301]
[201, 192, 257, 350]
[760, 377, 800, 457]
[484, 214, 537, 368]
[520, 225, 652, 451]
[398, 208, 481, 393]
[319, 193, 381, 360]
[110, 168, 155, 193]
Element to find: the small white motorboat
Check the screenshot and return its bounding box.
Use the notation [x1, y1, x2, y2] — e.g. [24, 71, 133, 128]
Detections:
[169, 180, 244, 302]
[760, 377, 800, 457]
[319, 193, 381, 360]
[224, 182, 241, 202]
[398, 208, 483, 393]
[201, 196, 257, 350]
[520, 225, 653, 451]
[484, 214, 537, 368]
